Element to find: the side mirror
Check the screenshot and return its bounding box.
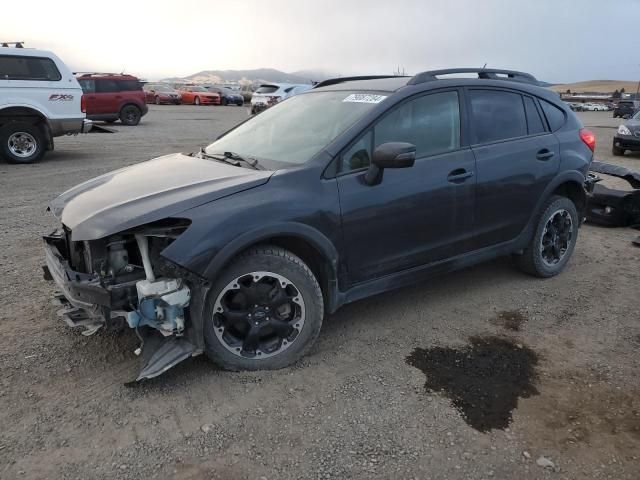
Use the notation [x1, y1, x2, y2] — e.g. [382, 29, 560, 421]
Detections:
[364, 142, 416, 185]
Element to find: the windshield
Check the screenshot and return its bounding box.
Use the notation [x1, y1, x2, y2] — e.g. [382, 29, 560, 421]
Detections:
[633, 110, 640, 120]
[153, 85, 173, 92]
[187, 86, 207, 92]
[206, 90, 386, 165]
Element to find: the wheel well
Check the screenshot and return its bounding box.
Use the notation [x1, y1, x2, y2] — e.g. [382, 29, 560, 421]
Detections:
[120, 103, 141, 113]
[241, 236, 333, 308]
[0, 107, 52, 148]
[552, 181, 585, 211]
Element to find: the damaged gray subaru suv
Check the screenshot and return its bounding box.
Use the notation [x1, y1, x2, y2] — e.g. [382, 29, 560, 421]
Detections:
[43, 69, 596, 380]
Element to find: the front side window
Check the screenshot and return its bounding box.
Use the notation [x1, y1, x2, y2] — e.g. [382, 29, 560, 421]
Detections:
[0, 55, 61, 81]
[374, 91, 460, 157]
[469, 89, 527, 144]
[206, 90, 383, 165]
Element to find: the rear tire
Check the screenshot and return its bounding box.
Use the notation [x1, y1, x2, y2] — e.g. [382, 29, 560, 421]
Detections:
[0, 122, 45, 164]
[612, 145, 625, 156]
[119, 105, 141, 126]
[203, 245, 324, 371]
[154, 96, 161, 105]
[513, 195, 578, 278]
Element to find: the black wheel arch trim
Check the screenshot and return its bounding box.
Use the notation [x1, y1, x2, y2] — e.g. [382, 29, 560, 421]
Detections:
[201, 222, 341, 313]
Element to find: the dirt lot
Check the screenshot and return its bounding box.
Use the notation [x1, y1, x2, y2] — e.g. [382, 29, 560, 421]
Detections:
[1, 108, 639, 480]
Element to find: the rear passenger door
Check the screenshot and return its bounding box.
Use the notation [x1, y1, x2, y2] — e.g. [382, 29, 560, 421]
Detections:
[467, 89, 560, 249]
[93, 79, 120, 114]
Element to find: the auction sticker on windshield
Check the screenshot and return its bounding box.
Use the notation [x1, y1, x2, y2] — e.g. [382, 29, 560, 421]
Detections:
[343, 93, 387, 103]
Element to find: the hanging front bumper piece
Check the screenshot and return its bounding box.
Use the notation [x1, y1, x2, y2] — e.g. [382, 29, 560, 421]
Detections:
[42, 226, 205, 381]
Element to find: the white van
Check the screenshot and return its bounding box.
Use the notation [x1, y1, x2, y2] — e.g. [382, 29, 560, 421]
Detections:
[0, 44, 91, 163]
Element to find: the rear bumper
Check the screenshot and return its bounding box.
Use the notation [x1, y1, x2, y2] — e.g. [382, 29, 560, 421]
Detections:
[614, 135, 640, 151]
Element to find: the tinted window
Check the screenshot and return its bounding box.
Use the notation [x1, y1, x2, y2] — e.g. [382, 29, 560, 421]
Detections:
[539, 100, 565, 132]
[469, 90, 527, 143]
[524, 96, 546, 134]
[256, 85, 278, 94]
[78, 79, 95, 93]
[117, 80, 141, 91]
[0, 55, 61, 81]
[95, 79, 119, 93]
[374, 91, 460, 157]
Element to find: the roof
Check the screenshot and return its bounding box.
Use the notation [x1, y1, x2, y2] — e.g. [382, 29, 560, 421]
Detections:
[75, 72, 140, 80]
[314, 76, 410, 92]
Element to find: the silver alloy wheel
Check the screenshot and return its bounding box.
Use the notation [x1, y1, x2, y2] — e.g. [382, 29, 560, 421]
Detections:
[539, 208, 573, 267]
[212, 271, 306, 359]
[8, 132, 37, 158]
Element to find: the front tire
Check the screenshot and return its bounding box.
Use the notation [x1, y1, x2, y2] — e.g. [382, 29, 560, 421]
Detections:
[155, 96, 161, 105]
[194, 96, 201, 105]
[513, 195, 579, 278]
[203, 245, 324, 371]
[119, 105, 141, 126]
[0, 122, 45, 164]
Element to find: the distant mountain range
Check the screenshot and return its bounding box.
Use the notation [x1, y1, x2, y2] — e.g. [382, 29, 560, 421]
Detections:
[162, 68, 341, 85]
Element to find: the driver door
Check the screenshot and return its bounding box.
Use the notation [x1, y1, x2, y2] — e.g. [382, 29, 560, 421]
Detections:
[336, 90, 476, 285]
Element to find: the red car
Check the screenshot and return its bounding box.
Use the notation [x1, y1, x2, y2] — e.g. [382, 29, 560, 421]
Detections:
[143, 83, 182, 105]
[177, 85, 220, 105]
[77, 73, 148, 125]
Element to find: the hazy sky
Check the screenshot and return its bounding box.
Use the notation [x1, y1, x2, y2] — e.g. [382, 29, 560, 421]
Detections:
[2, 0, 639, 83]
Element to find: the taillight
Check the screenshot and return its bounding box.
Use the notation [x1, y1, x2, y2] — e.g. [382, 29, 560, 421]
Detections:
[80, 94, 86, 113]
[579, 128, 596, 152]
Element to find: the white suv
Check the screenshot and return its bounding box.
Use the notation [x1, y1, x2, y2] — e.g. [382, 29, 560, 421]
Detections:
[0, 44, 91, 163]
[250, 83, 312, 114]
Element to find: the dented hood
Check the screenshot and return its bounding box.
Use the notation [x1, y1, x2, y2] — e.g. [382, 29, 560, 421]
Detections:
[50, 153, 273, 241]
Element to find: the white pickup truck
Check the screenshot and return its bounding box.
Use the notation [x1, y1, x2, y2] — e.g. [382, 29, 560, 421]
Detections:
[0, 44, 91, 163]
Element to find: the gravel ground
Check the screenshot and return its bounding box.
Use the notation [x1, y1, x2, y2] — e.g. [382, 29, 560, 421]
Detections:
[0, 107, 639, 480]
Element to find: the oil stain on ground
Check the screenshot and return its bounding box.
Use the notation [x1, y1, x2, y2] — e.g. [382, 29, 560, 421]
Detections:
[406, 336, 539, 432]
[491, 310, 527, 331]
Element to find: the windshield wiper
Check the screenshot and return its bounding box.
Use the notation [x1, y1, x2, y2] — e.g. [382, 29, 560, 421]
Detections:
[196, 148, 263, 170]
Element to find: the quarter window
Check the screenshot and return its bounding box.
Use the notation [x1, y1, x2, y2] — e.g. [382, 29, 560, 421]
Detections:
[0, 55, 61, 81]
[469, 90, 527, 144]
[524, 96, 546, 135]
[78, 79, 95, 93]
[374, 91, 460, 158]
[539, 99, 566, 132]
[341, 131, 373, 173]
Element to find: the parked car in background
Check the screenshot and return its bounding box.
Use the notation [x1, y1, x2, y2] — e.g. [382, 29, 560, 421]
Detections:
[582, 103, 607, 111]
[613, 100, 640, 119]
[176, 85, 220, 105]
[565, 102, 584, 112]
[77, 73, 148, 126]
[205, 86, 244, 106]
[143, 83, 181, 105]
[612, 110, 640, 156]
[43, 68, 595, 379]
[250, 83, 312, 114]
[0, 43, 91, 163]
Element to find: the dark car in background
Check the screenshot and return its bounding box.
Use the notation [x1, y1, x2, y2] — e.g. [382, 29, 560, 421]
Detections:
[613, 110, 640, 155]
[205, 86, 244, 106]
[143, 83, 182, 105]
[43, 68, 595, 380]
[77, 73, 148, 126]
[613, 100, 640, 119]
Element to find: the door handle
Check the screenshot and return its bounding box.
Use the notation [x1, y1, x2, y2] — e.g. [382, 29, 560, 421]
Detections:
[536, 149, 555, 161]
[447, 168, 474, 183]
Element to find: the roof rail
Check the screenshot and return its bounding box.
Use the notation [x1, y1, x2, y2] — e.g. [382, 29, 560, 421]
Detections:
[408, 68, 538, 86]
[1, 41, 25, 48]
[313, 75, 408, 89]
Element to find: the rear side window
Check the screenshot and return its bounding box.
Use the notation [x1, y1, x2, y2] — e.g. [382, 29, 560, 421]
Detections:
[95, 79, 119, 93]
[524, 96, 546, 135]
[539, 100, 565, 132]
[0, 55, 61, 81]
[469, 90, 527, 144]
[117, 80, 142, 91]
[256, 85, 278, 94]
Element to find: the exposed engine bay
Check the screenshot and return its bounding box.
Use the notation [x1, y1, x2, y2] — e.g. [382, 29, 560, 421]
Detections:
[43, 220, 204, 380]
